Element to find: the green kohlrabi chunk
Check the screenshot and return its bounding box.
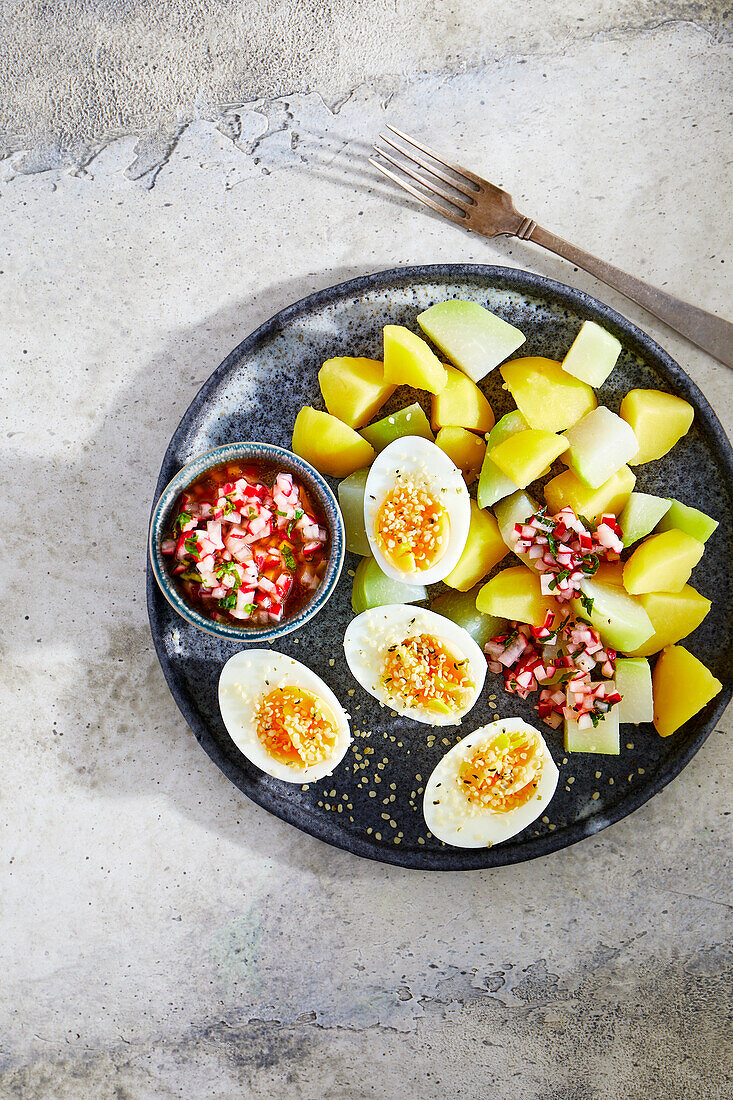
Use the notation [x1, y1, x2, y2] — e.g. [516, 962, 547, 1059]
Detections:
[493, 489, 539, 560]
[338, 467, 371, 556]
[564, 705, 620, 755]
[563, 406, 639, 488]
[430, 586, 506, 649]
[619, 492, 672, 547]
[351, 556, 427, 614]
[477, 410, 530, 508]
[561, 320, 621, 388]
[571, 578, 654, 653]
[416, 300, 526, 383]
[615, 658, 653, 724]
[359, 402, 433, 453]
[656, 499, 719, 544]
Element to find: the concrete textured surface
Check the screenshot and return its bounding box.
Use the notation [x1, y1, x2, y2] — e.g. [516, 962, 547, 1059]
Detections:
[1, 5, 732, 1098]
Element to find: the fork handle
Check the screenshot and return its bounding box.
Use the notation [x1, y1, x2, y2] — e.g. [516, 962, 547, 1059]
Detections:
[526, 223, 733, 369]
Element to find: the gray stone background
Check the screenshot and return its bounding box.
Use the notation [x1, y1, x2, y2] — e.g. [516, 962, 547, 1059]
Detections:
[1, 3, 731, 1097]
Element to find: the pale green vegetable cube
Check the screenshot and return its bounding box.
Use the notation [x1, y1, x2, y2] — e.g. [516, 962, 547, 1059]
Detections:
[337, 468, 371, 556]
[477, 411, 530, 508]
[493, 490, 539, 558]
[571, 578, 654, 653]
[417, 300, 525, 383]
[564, 705, 620, 755]
[430, 586, 506, 649]
[619, 493, 672, 547]
[564, 406, 639, 489]
[359, 402, 433, 453]
[656, 499, 719, 544]
[615, 658, 653, 724]
[351, 556, 427, 614]
[561, 320, 621, 387]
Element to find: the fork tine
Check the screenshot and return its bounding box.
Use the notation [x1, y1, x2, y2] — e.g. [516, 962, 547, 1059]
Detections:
[378, 133, 478, 200]
[372, 145, 471, 213]
[385, 124, 485, 187]
[368, 158, 468, 226]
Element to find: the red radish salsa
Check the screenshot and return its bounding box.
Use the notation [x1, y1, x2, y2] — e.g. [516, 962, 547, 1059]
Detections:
[487, 505, 624, 731]
[512, 506, 623, 603]
[161, 461, 329, 627]
[486, 616, 620, 731]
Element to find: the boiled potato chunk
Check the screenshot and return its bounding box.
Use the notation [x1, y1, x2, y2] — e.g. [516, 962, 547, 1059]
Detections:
[477, 410, 529, 508]
[431, 365, 495, 432]
[359, 401, 434, 452]
[443, 500, 508, 591]
[594, 560, 625, 587]
[417, 299, 525, 383]
[561, 320, 621, 387]
[500, 357, 596, 431]
[489, 429, 568, 489]
[656, 499, 719, 543]
[435, 426, 486, 484]
[625, 585, 711, 657]
[565, 706, 620, 755]
[476, 565, 556, 626]
[383, 325, 447, 394]
[652, 645, 722, 737]
[292, 407, 375, 477]
[544, 465, 635, 522]
[620, 389, 694, 465]
[623, 529, 705, 594]
[318, 357, 396, 429]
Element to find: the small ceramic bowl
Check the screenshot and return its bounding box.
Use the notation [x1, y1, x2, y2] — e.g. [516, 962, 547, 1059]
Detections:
[148, 441, 345, 643]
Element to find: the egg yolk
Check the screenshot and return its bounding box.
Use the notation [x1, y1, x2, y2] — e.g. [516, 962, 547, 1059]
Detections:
[255, 686, 338, 767]
[458, 729, 543, 813]
[375, 476, 449, 572]
[381, 633, 473, 715]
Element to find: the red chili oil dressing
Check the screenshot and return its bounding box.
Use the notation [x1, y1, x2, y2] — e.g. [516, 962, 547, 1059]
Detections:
[161, 460, 330, 628]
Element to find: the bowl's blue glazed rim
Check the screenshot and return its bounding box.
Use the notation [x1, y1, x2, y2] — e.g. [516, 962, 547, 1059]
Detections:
[147, 263, 733, 871]
[148, 440, 345, 643]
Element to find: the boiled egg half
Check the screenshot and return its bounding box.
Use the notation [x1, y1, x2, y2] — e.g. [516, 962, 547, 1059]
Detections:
[423, 717, 559, 846]
[364, 436, 470, 585]
[343, 604, 486, 726]
[218, 650, 352, 782]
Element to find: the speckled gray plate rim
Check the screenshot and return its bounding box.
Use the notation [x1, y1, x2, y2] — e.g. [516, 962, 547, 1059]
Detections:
[146, 264, 733, 871]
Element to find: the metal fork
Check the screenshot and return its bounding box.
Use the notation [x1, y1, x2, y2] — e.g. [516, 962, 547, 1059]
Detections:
[371, 126, 732, 369]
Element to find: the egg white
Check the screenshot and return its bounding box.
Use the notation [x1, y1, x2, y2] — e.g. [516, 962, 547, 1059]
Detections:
[364, 436, 470, 585]
[218, 650, 352, 782]
[343, 604, 486, 726]
[423, 717, 559, 846]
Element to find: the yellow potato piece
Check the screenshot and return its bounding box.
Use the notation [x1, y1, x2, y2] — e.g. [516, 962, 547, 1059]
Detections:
[444, 501, 508, 592]
[652, 645, 722, 737]
[620, 389, 694, 465]
[435, 427, 486, 484]
[623, 529, 705, 594]
[431, 366, 495, 432]
[476, 565, 556, 626]
[489, 429, 568, 489]
[291, 407, 375, 478]
[318, 357, 396, 429]
[383, 325, 447, 395]
[544, 465, 635, 522]
[625, 585, 711, 657]
[594, 561, 625, 587]
[500, 357, 596, 431]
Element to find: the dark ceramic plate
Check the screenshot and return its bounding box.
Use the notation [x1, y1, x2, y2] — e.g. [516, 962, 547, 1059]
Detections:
[147, 265, 733, 870]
